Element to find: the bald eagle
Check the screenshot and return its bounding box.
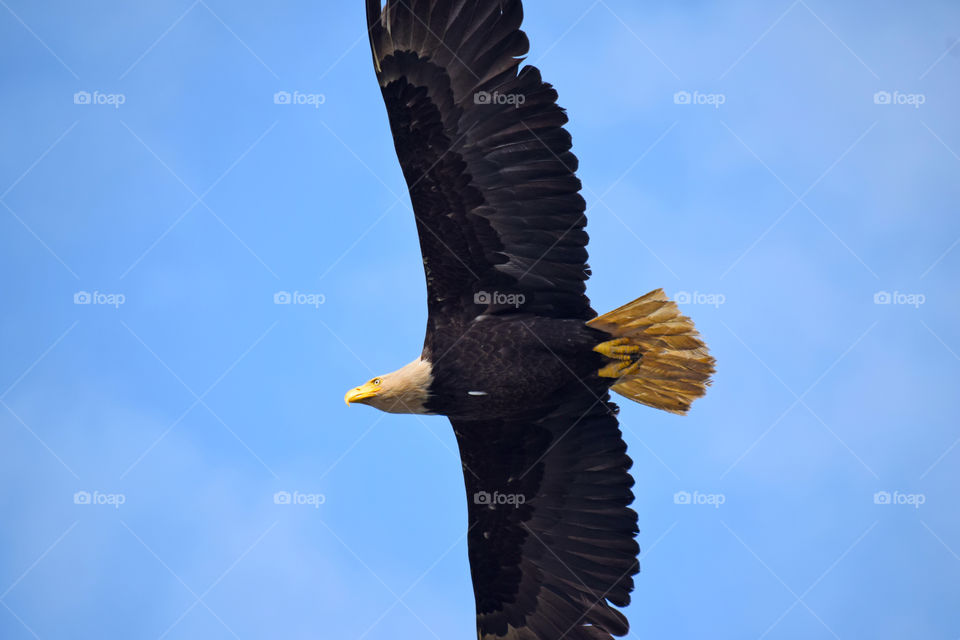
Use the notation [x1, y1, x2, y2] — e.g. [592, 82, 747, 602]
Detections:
[346, 2, 715, 638]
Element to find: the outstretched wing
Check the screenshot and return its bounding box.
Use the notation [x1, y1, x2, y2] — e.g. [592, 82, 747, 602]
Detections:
[452, 382, 639, 640]
[366, 0, 594, 327]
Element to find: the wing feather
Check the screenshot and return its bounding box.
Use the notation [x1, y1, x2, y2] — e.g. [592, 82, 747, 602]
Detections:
[451, 382, 639, 640]
[367, 0, 594, 326]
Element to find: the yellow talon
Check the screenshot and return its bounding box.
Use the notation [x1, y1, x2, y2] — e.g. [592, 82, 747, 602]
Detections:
[599, 360, 633, 378]
[594, 338, 641, 361]
[619, 360, 641, 377]
[596, 338, 643, 379]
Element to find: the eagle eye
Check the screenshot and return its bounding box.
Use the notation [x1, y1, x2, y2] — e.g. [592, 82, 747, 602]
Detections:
[372, 378, 382, 386]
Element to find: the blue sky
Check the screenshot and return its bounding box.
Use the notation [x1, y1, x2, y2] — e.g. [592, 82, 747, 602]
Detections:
[1, 1, 959, 638]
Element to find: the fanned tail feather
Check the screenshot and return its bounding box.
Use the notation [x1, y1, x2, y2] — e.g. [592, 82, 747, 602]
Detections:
[588, 289, 715, 415]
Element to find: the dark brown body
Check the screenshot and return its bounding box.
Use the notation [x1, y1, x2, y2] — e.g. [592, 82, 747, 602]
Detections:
[424, 316, 609, 419]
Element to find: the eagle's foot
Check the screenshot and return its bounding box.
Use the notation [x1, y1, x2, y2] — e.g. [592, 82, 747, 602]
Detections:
[593, 338, 641, 361]
[598, 359, 641, 379]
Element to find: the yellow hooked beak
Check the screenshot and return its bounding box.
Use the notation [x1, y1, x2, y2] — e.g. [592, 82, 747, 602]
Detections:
[344, 381, 380, 405]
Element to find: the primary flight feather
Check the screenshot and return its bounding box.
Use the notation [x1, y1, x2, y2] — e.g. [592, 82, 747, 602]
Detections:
[347, 2, 716, 638]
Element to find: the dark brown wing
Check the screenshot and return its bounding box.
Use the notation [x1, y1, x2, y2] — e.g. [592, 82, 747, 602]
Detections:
[452, 382, 639, 640]
[366, 0, 594, 329]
